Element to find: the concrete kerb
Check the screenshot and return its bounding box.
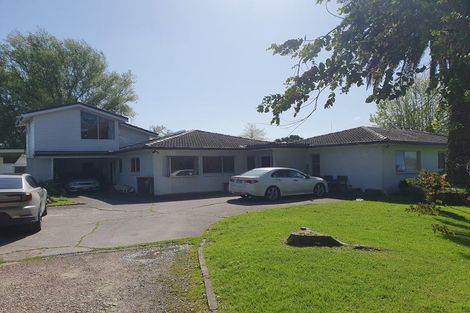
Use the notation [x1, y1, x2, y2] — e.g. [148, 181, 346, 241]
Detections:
[198, 239, 218, 313]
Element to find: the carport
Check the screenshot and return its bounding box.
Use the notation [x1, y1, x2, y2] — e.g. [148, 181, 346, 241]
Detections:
[53, 157, 116, 187]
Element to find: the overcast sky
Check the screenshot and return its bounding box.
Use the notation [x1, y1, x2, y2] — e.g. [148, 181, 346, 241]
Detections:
[0, 0, 376, 140]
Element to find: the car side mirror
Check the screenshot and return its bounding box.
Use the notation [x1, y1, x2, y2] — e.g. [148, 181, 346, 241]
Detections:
[305, 175, 310, 179]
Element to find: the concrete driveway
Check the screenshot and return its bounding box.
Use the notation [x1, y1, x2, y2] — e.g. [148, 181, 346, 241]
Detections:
[0, 193, 339, 261]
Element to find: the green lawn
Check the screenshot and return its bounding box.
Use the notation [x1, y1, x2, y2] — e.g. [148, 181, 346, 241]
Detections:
[203, 201, 470, 313]
[48, 196, 77, 207]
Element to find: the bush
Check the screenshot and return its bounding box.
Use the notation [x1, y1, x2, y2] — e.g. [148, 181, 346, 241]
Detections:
[40, 180, 66, 196]
[436, 188, 469, 206]
[406, 202, 441, 215]
[399, 179, 425, 201]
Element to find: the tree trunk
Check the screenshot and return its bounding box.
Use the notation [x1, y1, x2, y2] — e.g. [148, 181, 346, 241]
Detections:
[446, 79, 470, 187]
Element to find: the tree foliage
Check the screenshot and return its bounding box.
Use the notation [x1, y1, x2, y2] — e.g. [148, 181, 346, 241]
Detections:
[274, 135, 304, 143]
[370, 78, 448, 133]
[0, 30, 137, 148]
[149, 125, 173, 137]
[259, 0, 470, 186]
[240, 123, 268, 140]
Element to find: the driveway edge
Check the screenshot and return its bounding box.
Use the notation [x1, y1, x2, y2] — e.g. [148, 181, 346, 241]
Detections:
[198, 239, 218, 313]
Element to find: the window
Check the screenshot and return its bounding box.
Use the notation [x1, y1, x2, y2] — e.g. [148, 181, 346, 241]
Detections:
[119, 159, 122, 173]
[287, 170, 307, 179]
[25, 176, 38, 188]
[395, 151, 421, 173]
[131, 158, 140, 172]
[438, 152, 446, 171]
[169, 156, 198, 176]
[0, 177, 22, 189]
[203, 156, 235, 174]
[261, 156, 271, 167]
[311, 154, 320, 176]
[81, 111, 114, 139]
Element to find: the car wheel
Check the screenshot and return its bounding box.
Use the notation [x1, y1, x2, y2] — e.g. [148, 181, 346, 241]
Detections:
[29, 213, 42, 233]
[313, 183, 326, 198]
[265, 186, 280, 201]
[42, 201, 48, 217]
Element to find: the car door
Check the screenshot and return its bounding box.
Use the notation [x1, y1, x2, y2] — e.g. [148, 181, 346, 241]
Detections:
[270, 170, 290, 195]
[286, 170, 311, 195]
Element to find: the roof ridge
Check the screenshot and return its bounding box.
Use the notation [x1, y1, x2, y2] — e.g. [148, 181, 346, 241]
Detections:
[147, 130, 193, 146]
[362, 126, 388, 141]
[191, 129, 269, 143]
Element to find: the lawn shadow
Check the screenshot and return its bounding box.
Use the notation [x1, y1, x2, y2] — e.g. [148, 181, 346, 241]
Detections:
[433, 208, 470, 248]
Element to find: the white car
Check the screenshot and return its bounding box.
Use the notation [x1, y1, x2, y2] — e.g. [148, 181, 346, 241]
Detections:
[229, 167, 328, 201]
[0, 174, 48, 232]
[66, 178, 100, 192]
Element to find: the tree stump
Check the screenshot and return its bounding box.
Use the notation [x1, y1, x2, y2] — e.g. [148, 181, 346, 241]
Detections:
[286, 227, 346, 247]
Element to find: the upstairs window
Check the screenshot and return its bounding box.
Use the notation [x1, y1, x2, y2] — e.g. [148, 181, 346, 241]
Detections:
[395, 151, 421, 173]
[81, 111, 115, 139]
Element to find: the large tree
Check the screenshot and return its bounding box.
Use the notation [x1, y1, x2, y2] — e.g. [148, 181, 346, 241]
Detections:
[0, 30, 137, 148]
[258, 0, 470, 186]
[370, 78, 448, 134]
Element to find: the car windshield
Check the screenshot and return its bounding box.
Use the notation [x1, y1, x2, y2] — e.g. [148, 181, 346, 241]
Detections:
[0, 177, 23, 189]
[240, 169, 271, 177]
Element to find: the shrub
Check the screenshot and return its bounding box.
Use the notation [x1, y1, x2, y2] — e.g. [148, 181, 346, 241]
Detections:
[436, 188, 469, 206]
[432, 223, 455, 236]
[399, 179, 425, 201]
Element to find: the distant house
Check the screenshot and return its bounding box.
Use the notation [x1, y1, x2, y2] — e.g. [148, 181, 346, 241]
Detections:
[0, 149, 26, 174]
[19, 103, 447, 195]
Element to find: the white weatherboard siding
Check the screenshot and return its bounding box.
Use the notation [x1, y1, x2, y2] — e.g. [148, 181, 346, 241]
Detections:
[152, 150, 248, 195]
[382, 144, 445, 192]
[115, 151, 154, 191]
[272, 148, 309, 173]
[119, 126, 153, 148]
[31, 108, 119, 152]
[308, 145, 384, 191]
[27, 158, 53, 181]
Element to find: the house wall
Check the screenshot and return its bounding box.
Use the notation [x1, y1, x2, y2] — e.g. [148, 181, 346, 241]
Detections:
[115, 151, 154, 192]
[27, 158, 53, 182]
[119, 126, 153, 148]
[308, 145, 384, 191]
[272, 148, 309, 173]
[382, 144, 445, 192]
[31, 108, 120, 153]
[151, 149, 248, 195]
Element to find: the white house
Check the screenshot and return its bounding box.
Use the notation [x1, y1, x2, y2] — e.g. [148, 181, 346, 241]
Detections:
[19, 103, 447, 195]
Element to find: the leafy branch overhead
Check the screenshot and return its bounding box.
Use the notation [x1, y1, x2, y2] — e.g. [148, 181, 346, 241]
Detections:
[259, 0, 470, 187]
[259, 0, 469, 124]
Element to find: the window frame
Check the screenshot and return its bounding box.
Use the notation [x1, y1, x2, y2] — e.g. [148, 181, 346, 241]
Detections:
[80, 111, 115, 140]
[202, 156, 235, 175]
[395, 151, 421, 173]
[168, 156, 199, 177]
[131, 158, 140, 173]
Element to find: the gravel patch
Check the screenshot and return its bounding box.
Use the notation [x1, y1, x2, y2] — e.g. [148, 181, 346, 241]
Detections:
[0, 245, 200, 313]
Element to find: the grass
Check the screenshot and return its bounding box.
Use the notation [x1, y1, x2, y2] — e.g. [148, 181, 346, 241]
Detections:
[203, 201, 470, 313]
[48, 196, 77, 207]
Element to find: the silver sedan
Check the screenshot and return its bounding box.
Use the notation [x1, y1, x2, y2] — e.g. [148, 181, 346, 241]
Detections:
[0, 174, 48, 232]
[229, 167, 328, 201]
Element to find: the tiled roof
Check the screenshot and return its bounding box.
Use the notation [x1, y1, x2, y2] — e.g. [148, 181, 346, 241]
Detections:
[119, 130, 268, 151]
[300, 126, 447, 147]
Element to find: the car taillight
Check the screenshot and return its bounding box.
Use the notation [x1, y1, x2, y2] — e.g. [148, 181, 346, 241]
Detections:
[22, 192, 33, 202]
[244, 180, 258, 184]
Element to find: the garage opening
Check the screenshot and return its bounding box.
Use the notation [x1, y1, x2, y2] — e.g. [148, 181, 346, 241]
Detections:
[53, 158, 116, 188]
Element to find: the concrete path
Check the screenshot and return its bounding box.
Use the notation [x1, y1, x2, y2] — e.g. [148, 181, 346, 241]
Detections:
[0, 194, 339, 261]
